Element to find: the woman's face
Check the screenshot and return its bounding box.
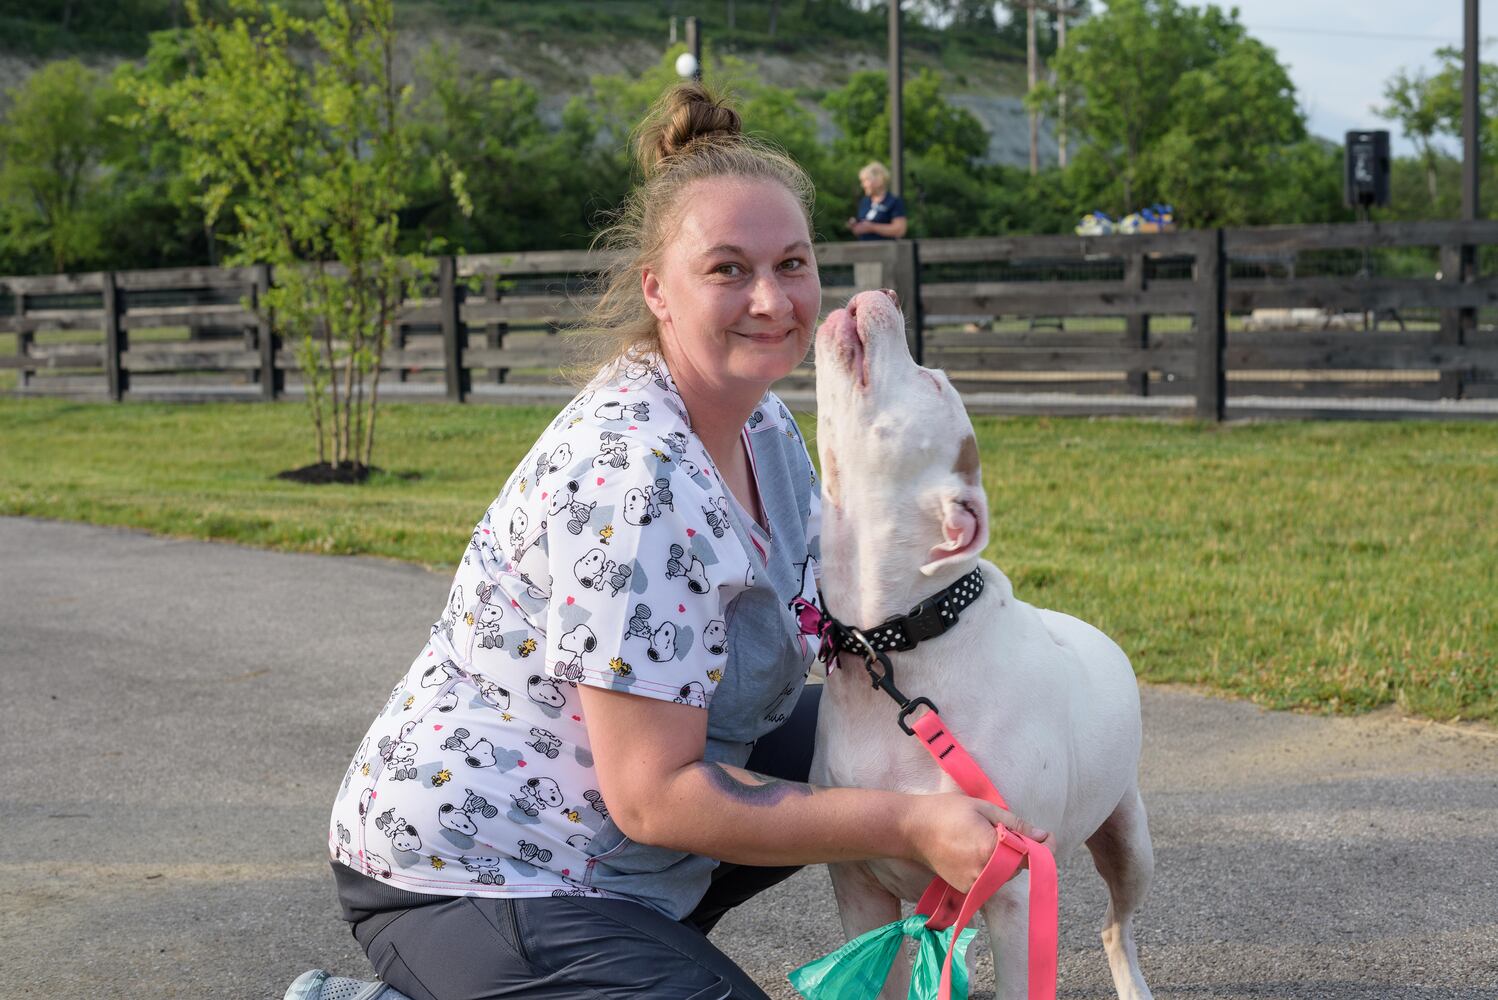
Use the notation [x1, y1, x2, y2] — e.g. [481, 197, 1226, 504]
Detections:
[860, 171, 885, 197]
[643, 176, 821, 396]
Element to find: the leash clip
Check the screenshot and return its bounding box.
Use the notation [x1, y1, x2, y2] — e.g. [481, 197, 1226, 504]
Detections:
[896, 696, 938, 736]
[847, 627, 939, 737]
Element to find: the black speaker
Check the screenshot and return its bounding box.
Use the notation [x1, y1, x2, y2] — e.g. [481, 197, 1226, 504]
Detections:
[1344, 130, 1391, 208]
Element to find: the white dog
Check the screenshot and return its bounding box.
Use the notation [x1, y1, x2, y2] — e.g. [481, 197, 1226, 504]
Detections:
[810, 289, 1154, 1000]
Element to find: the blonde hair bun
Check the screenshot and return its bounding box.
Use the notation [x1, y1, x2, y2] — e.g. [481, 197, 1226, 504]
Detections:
[635, 83, 743, 178]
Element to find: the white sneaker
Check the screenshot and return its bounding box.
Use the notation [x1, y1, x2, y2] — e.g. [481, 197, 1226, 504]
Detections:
[284, 969, 413, 1000]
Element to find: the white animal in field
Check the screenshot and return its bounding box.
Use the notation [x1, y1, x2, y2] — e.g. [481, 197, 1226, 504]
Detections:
[811, 289, 1155, 1000]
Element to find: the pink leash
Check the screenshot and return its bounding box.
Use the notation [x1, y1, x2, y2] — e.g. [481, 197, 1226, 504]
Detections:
[908, 709, 1058, 1000]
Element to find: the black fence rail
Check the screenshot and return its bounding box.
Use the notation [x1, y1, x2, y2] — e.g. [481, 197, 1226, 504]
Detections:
[4, 223, 1497, 419]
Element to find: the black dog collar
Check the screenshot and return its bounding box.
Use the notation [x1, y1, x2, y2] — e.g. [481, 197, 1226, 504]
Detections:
[820, 566, 986, 660]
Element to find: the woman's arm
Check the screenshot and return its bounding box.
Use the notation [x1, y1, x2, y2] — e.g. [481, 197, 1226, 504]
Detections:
[579, 684, 1045, 893]
[850, 217, 908, 238]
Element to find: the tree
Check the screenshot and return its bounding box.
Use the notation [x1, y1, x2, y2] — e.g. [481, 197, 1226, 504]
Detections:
[1143, 37, 1305, 227]
[825, 68, 988, 169]
[123, 0, 446, 475]
[401, 44, 620, 253]
[104, 28, 222, 270]
[1380, 67, 1452, 211]
[0, 59, 125, 272]
[1378, 49, 1498, 214]
[0, 0, 181, 56]
[1034, 0, 1311, 226]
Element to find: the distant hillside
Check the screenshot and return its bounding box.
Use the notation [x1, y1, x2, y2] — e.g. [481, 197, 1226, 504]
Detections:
[0, 0, 1054, 167]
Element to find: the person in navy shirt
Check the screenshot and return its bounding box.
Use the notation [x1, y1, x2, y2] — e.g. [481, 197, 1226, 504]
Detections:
[845, 160, 908, 240]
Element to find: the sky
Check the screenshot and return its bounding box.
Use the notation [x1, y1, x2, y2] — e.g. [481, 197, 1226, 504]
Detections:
[1209, 0, 1484, 154]
[976, 0, 1488, 156]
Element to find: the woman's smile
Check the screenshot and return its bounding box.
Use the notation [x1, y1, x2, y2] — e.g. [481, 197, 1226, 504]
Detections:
[732, 328, 795, 342]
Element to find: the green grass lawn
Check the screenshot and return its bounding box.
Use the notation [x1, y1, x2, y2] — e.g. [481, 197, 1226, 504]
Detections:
[2, 398, 1494, 724]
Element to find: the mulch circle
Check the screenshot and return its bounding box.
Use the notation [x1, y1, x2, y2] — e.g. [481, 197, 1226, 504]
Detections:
[275, 462, 377, 485]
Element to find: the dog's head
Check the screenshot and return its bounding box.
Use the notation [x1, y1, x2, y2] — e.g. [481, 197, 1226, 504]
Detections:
[815, 289, 988, 577]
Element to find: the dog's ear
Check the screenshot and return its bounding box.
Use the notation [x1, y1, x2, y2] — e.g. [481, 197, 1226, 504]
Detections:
[921, 484, 989, 576]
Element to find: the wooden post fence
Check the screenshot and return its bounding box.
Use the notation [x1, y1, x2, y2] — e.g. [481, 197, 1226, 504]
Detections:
[253, 264, 282, 401]
[5, 225, 1497, 416]
[1124, 250, 1149, 396]
[102, 271, 127, 402]
[1195, 229, 1226, 421]
[1439, 242, 1473, 399]
[439, 255, 468, 403]
[13, 288, 29, 389]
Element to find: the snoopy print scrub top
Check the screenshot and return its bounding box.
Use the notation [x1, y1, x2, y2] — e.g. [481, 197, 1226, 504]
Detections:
[329, 355, 824, 919]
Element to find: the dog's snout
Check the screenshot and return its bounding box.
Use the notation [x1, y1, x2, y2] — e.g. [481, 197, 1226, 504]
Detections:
[880, 288, 898, 307]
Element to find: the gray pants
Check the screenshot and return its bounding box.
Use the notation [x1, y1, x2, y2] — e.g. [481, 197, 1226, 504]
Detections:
[344, 685, 821, 999]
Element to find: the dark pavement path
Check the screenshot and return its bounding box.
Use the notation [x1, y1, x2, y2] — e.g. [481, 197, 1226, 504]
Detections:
[3, 516, 1495, 999]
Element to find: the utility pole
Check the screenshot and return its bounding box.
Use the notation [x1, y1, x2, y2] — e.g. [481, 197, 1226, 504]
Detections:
[889, 0, 903, 197]
[1012, 0, 1077, 174]
[685, 16, 702, 80]
[1027, 1, 1038, 175]
[1463, 0, 1479, 221]
[1057, 8, 1067, 168]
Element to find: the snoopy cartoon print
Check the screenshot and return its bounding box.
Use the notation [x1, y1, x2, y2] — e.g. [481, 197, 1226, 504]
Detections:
[527, 674, 567, 710]
[622, 485, 654, 527]
[442, 727, 499, 769]
[675, 681, 708, 708]
[535, 443, 572, 485]
[508, 508, 530, 554]
[420, 658, 463, 689]
[573, 547, 613, 591]
[516, 839, 553, 865]
[377, 721, 420, 781]
[475, 678, 510, 711]
[437, 787, 500, 837]
[595, 399, 649, 423]
[551, 390, 594, 431]
[511, 776, 565, 817]
[547, 481, 596, 536]
[527, 727, 563, 759]
[594, 431, 630, 470]
[625, 603, 677, 662]
[461, 854, 507, 886]
[374, 808, 422, 854]
[556, 624, 597, 682]
[702, 497, 730, 539]
[473, 582, 505, 650]
[435, 584, 463, 642]
[607, 561, 633, 597]
[702, 619, 727, 656]
[666, 543, 710, 595]
[466, 520, 497, 568]
[649, 476, 674, 515]
[342, 736, 370, 792]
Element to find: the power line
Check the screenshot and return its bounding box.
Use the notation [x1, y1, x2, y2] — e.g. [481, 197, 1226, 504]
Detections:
[1246, 23, 1468, 44]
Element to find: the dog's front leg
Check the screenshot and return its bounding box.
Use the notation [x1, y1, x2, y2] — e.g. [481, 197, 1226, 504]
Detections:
[980, 869, 1031, 1000]
[828, 860, 909, 1000]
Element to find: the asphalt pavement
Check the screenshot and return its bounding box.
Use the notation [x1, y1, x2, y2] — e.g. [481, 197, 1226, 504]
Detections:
[3, 515, 1495, 1000]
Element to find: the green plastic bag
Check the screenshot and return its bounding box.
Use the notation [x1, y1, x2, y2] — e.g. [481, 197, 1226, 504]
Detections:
[788, 914, 979, 1000]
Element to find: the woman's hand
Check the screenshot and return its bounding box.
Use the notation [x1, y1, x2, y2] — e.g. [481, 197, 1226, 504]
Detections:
[903, 793, 1050, 894]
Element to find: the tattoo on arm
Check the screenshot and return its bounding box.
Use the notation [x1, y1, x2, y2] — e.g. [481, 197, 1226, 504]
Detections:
[696, 762, 814, 807]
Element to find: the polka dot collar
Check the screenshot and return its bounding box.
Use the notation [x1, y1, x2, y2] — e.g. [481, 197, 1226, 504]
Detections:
[822, 567, 987, 659]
